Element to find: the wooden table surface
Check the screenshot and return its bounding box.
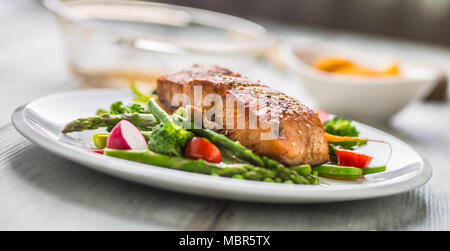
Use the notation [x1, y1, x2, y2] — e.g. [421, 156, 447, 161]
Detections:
[1, 1, 449, 230]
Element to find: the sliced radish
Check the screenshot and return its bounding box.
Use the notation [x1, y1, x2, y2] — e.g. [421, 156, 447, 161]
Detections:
[106, 120, 148, 150]
[313, 109, 329, 123]
[90, 149, 104, 155]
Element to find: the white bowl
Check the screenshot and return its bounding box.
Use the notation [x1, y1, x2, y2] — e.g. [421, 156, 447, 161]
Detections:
[280, 38, 440, 123]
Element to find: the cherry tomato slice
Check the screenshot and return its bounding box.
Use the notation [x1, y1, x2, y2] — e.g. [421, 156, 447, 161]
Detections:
[184, 137, 222, 163]
[336, 149, 372, 168]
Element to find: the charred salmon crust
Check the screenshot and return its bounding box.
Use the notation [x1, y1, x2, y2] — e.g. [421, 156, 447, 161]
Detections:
[157, 64, 329, 166]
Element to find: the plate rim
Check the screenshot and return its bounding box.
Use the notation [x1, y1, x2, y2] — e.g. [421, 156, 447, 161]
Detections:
[11, 89, 433, 203]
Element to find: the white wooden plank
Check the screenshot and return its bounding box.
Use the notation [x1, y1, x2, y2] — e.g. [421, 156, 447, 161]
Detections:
[0, 126, 226, 230]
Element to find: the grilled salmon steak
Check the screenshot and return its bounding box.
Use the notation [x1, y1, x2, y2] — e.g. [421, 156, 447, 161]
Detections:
[157, 65, 329, 166]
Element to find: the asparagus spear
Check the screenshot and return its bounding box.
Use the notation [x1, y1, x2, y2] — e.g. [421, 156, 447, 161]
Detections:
[104, 149, 279, 181]
[305, 170, 319, 185]
[190, 128, 265, 167]
[261, 157, 310, 184]
[192, 129, 310, 184]
[95, 128, 314, 184]
[292, 164, 312, 176]
[172, 107, 311, 176]
[148, 102, 311, 183]
[148, 98, 172, 124]
[61, 113, 157, 134]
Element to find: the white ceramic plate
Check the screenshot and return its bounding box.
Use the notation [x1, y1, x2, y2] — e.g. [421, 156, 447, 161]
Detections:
[12, 89, 432, 203]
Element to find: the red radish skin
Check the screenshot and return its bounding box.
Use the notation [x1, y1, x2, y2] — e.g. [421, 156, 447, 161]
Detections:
[106, 120, 148, 150]
[314, 109, 329, 123]
[90, 149, 104, 154]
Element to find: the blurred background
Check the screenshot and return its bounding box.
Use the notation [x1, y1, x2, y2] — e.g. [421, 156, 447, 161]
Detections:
[0, 0, 449, 125]
[152, 0, 450, 45]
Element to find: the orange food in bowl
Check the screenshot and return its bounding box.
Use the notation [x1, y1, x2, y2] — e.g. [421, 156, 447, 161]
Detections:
[314, 57, 400, 77]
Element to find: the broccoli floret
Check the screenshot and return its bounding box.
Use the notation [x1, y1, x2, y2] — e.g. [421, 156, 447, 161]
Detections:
[146, 99, 194, 157]
[109, 101, 146, 115]
[126, 103, 146, 113]
[96, 109, 109, 115]
[110, 101, 127, 114]
[148, 120, 194, 157]
[323, 117, 359, 137]
[146, 100, 194, 157]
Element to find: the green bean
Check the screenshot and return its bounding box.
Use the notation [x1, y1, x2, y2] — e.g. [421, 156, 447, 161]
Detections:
[361, 165, 387, 175]
[313, 164, 362, 179]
